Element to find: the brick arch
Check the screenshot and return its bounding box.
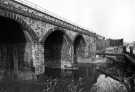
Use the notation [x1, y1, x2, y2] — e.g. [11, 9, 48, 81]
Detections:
[73, 34, 86, 63]
[0, 11, 38, 42]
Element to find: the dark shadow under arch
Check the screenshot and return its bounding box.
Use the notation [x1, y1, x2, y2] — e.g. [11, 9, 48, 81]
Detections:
[0, 16, 28, 80]
[44, 30, 69, 78]
[0, 16, 26, 43]
[0, 10, 38, 42]
[73, 35, 86, 80]
[73, 35, 86, 63]
[44, 30, 64, 64]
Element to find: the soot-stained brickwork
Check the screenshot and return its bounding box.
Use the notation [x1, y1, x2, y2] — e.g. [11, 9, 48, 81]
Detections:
[0, 0, 97, 79]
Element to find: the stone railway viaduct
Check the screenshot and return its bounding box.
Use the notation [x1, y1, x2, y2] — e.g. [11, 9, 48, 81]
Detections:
[0, 0, 97, 80]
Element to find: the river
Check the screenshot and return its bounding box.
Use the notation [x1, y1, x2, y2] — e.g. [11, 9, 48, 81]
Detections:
[0, 63, 127, 92]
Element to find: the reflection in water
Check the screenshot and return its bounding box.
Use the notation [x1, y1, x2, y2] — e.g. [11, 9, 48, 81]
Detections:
[42, 63, 127, 92]
[0, 63, 128, 92]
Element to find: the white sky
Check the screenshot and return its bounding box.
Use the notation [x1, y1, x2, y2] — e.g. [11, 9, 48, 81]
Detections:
[20, 0, 135, 42]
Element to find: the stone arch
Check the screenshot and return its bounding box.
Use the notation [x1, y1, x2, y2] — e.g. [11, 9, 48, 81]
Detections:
[43, 27, 72, 78]
[0, 11, 38, 42]
[40, 27, 72, 43]
[0, 14, 34, 80]
[73, 34, 86, 63]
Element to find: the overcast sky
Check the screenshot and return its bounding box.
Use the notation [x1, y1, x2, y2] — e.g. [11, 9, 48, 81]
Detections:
[20, 0, 135, 42]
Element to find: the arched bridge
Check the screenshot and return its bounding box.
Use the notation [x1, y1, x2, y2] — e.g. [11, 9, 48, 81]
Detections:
[0, 0, 96, 79]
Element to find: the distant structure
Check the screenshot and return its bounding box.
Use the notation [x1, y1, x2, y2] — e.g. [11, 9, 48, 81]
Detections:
[96, 33, 123, 52]
[106, 39, 123, 47]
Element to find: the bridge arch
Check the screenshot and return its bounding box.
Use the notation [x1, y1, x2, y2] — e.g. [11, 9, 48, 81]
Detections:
[43, 28, 72, 78]
[73, 34, 86, 63]
[0, 11, 38, 42]
[0, 13, 36, 80]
